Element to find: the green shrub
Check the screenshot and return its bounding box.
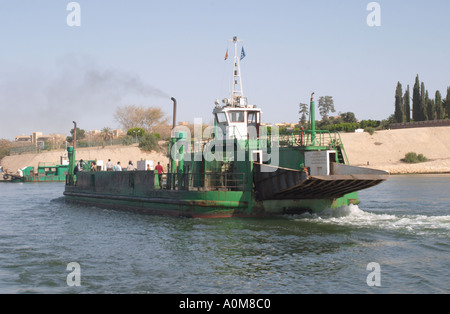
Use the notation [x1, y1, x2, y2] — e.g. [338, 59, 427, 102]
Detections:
[365, 127, 375, 135]
[404, 152, 427, 163]
[122, 135, 135, 145]
[139, 133, 160, 152]
[417, 153, 427, 162]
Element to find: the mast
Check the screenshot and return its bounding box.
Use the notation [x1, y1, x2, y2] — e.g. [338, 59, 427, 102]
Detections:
[228, 36, 245, 107]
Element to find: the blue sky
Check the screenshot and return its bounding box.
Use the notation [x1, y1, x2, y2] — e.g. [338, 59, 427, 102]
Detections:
[1, 0, 449, 139]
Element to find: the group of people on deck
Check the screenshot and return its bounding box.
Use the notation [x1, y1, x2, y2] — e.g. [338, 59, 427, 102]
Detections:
[105, 159, 127, 172]
[74, 159, 164, 188]
[75, 159, 164, 177]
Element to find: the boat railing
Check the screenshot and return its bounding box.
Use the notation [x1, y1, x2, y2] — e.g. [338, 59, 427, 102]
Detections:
[165, 172, 246, 191]
[275, 130, 333, 147]
[273, 129, 349, 164]
[38, 162, 58, 167]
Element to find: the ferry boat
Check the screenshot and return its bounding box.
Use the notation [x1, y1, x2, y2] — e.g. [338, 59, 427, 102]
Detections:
[63, 37, 389, 218]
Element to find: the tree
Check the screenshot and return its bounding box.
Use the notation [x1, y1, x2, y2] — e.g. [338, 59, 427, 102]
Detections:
[381, 114, 396, 130]
[101, 127, 113, 141]
[435, 90, 443, 120]
[412, 75, 421, 121]
[127, 127, 145, 137]
[340, 112, 357, 123]
[446, 87, 450, 118]
[298, 103, 309, 125]
[394, 82, 404, 123]
[66, 128, 86, 143]
[404, 85, 411, 122]
[318, 96, 335, 120]
[114, 105, 168, 133]
[139, 133, 160, 152]
[421, 82, 428, 120]
[425, 90, 436, 121]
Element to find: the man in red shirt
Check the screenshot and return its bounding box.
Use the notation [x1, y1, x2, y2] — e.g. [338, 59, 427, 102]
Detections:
[155, 162, 164, 189]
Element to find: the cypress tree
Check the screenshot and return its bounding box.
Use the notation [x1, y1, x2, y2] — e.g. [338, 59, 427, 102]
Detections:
[394, 82, 404, 123]
[421, 82, 427, 120]
[429, 98, 436, 120]
[435, 90, 443, 120]
[404, 85, 411, 122]
[412, 75, 421, 121]
[426, 90, 436, 120]
[446, 87, 450, 119]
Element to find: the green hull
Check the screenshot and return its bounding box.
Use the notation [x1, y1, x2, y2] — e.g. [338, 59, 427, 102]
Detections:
[24, 175, 66, 182]
[64, 171, 360, 218]
[64, 187, 359, 218]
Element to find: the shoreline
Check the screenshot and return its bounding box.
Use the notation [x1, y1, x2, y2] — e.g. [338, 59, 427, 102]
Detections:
[0, 144, 170, 177]
[354, 160, 450, 175]
[2, 126, 450, 176]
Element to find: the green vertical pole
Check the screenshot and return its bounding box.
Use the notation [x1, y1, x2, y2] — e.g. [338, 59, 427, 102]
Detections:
[171, 137, 177, 173]
[178, 143, 184, 173]
[177, 132, 186, 188]
[68, 146, 75, 175]
[67, 146, 75, 185]
[170, 137, 177, 189]
[310, 92, 316, 145]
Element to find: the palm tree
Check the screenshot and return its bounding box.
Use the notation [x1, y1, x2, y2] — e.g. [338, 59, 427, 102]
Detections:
[101, 127, 113, 145]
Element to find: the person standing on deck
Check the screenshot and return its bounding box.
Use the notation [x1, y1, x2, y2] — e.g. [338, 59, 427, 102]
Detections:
[127, 161, 135, 171]
[155, 162, 164, 189]
[106, 159, 114, 171]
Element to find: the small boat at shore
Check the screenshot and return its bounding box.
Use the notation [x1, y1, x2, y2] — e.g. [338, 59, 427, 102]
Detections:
[63, 37, 389, 218]
[2, 163, 69, 183]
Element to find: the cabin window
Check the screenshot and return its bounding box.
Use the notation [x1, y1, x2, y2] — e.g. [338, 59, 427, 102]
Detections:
[229, 111, 245, 123]
[216, 113, 227, 124]
[248, 112, 257, 124]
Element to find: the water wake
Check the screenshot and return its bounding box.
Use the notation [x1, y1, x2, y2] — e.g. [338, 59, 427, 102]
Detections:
[294, 204, 450, 237]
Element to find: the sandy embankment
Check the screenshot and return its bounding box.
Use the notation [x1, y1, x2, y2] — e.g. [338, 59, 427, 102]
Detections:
[2, 127, 450, 175]
[340, 126, 450, 174]
[1, 143, 170, 174]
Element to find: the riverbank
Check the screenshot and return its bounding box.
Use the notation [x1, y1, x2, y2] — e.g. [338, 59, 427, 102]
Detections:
[1, 126, 450, 175]
[0, 144, 169, 176]
[340, 126, 450, 174]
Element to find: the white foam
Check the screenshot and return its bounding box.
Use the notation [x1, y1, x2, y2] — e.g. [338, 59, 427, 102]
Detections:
[294, 204, 450, 237]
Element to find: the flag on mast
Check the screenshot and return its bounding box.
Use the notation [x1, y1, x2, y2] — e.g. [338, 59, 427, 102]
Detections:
[240, 47, 246, 60]
[224, 48, 228, 60]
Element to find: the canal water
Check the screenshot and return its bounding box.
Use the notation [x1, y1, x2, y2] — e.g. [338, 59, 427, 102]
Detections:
[0, 174, 448, 294]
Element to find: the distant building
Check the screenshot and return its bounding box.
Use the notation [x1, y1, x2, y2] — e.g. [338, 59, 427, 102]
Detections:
[15, 132, 66, 147]
[88, 130, 102, 135]
[15, 135, 32, 142]
[112, 129, 125, 138]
